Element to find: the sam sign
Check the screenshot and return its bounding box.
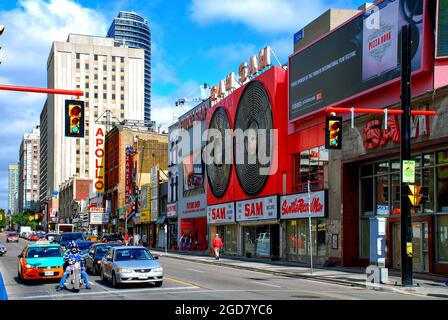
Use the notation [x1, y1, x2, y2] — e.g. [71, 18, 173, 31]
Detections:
[207, 203, 235, 224]
[94, 127, 105, 193]
[236, 196, 278, 222]
[280, 190, 327, 219]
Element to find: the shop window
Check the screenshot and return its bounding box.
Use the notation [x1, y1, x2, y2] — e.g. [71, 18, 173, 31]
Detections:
[360, 164, 373, 176]
[423, 153, 434, 167]
[361, 177, 374, 215]
[437, 215, 448, 261]
[287, 221, 298, 255]
[376, 175, 389, 209]
[360, 218, 370, 258]
[437, 165, 448, 212]
[438, 150, 448, 165]
[292, 146, 327, 194]
[422, 167, 434, 213]
[224, 225, 238, 254]
[375, 161, 389, 175]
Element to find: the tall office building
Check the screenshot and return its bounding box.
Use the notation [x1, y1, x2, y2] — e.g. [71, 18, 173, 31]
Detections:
[18, 126, 41, 213]
[8, 164, 19, 215]
[40, 34, 145, 210]
[107, 11, 152, 126]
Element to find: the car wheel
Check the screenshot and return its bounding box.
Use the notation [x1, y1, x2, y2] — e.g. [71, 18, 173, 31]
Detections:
[154, 281, 163, 287]
[112, 272, 119, 288]
[20, 270, 27, 284]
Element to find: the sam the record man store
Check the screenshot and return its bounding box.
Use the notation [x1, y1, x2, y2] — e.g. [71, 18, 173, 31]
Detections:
[341, 89, 448, 276]
[207, 202, 238, 255]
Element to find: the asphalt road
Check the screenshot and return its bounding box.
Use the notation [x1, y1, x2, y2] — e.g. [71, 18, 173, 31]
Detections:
[0, 233, 438, 300]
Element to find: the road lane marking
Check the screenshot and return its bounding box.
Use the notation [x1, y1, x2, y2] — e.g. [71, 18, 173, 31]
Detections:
[165, 276, 200, 287]
[13, 286, 200, 300]
[187, 268, 205, 273]
[252, 281, 282, 288]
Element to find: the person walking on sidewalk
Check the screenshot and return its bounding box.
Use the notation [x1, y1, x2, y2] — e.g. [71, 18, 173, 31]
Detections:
[212, 233, 223, 260]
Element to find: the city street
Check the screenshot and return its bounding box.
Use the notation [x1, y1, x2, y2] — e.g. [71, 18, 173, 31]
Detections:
[0, 234, 440, 300]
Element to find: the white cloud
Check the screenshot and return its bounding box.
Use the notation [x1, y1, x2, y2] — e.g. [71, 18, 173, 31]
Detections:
[0, 0, 108, 209]
[151, 80, 202, 128]
[189, 0, 328, 34]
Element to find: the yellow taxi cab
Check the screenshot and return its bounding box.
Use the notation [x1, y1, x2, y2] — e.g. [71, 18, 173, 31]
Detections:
[17, 240, 65, 282]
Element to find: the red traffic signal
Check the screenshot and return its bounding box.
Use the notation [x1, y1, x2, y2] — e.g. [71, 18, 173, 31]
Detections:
[325, 116, 342, 150]
[65, 100, 85, 137]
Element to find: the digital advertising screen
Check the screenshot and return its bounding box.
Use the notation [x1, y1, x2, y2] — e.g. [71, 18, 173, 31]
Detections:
[289, 0, 426, 121]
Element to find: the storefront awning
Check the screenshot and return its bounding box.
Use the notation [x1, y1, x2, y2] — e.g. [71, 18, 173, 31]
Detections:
[155, 216, 167, 225]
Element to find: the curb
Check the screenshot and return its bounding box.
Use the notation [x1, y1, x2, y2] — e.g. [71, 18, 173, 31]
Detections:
[159, 253, 430, 296]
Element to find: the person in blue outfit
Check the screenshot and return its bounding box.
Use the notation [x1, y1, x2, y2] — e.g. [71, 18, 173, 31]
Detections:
[56, 241, 91, 291]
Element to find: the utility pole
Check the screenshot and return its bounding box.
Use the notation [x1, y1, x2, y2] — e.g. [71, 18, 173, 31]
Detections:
[400, 24, 413, 287]
[308, 180, 313, 274]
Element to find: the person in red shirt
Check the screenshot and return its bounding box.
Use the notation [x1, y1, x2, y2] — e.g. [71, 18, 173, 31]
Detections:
[212, 234, 223, 260]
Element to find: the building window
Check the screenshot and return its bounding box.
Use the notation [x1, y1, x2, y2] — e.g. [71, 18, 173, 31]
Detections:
[103, 93, 107, 99]
[292, 146, 327, 193]
[121, 95, 125, 101]
[76, 62, 80, 69]
[76, 53, 80, 59]
[85, 63, 89, 69]
[437, 215, 448, 262]
[103, 65, 107, 72]
[112, 94, 116, 100]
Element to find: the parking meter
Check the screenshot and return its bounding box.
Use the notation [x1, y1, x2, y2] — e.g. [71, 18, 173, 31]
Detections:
[369, 216, 388, 283]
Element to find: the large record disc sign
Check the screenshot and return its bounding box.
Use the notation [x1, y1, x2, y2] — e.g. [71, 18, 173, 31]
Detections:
[207, 107, 231, 198]
[234, 81, 273, 196]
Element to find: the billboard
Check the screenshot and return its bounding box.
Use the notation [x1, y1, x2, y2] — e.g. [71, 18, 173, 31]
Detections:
[139, 184, 151, 223]
[437, 0, 448, 57]
[182, 151, 204, 195]
[150, 166, 159, 222]
[289, 0, 426, 121]
[280, 190, 327, 219]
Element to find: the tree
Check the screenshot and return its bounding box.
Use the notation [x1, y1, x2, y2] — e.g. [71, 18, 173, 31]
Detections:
[0, 209, 6, 228]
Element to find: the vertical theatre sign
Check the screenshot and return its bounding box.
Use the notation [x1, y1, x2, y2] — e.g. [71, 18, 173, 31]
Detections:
[95, 127, 105, 193]
[125, 151, 134, 206]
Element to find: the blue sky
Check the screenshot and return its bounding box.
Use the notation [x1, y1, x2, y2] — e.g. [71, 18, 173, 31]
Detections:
[0, 0, 360, 210]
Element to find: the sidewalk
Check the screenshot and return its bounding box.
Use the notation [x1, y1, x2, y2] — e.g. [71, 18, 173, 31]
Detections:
[152, 248, 448, 298]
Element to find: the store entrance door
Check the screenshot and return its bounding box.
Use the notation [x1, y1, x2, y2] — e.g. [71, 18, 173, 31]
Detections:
[392, 222, 429, 272]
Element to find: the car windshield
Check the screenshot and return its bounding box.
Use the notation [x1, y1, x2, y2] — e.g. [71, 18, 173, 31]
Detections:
[8, 232, 17, 236]
[96, 244, 120, 255]
[104, 234, 121, 240]
[115, 248, 153, 261]
[26, 246, 63, 258]
[60, 233, 86, 242]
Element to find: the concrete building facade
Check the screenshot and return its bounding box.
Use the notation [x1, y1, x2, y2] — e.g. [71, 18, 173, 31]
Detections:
[8, 164, 19, 215]
[18, 126, 40, 213]
[40, 34, 145, 211]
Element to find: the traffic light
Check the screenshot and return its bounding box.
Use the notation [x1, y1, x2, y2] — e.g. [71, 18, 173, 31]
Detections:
[65, 100, 85, 137]
[325, 116, 343, 150]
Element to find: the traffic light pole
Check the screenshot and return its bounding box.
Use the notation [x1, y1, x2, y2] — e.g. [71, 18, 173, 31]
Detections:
[400, 24, 413, 287]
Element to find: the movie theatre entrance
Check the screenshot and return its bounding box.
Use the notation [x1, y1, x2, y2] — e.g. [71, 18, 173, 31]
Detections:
[242, 224, 280, 259]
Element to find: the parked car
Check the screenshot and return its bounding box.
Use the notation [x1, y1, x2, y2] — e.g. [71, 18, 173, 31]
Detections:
[100, 233, 123, 243]
[6, 232, 19, 243]
[85, 243, 122, 275]
[20, 232, 27, 239]
[100, 246, 163, 288]
[0, 243, 6, 256]
[17, 241, 64, 283]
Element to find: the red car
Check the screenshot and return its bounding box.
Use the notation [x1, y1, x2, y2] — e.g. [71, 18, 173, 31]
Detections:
[28, 234, 39, 241]
[6, 232, 19, 243]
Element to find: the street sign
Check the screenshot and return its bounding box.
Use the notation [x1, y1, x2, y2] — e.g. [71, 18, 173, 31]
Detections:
[408, 185, 423, 207]
[402, 160, 415, 183]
